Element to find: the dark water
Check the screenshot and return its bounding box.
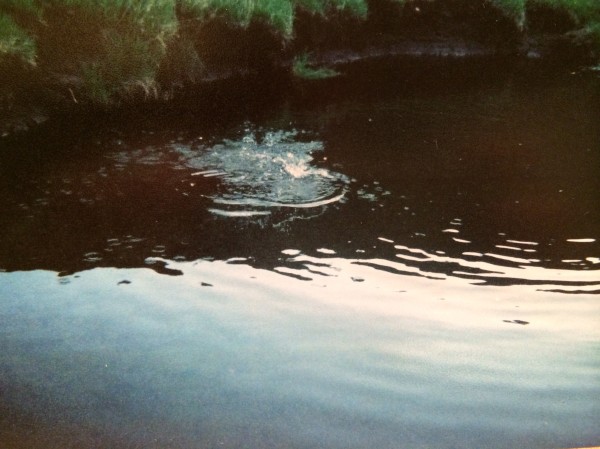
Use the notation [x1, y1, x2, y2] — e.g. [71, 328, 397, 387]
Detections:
[1, 58, 599, 449]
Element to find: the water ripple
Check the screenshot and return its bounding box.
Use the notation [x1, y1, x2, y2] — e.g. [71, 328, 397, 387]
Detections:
[270, 246, 600, 293]
[181, 128, 350, 216]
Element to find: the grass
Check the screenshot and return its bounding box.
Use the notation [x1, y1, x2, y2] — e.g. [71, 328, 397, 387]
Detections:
[56, 0, 177, 102]
[490, 0, 600, 38]
[296, 0, 368, 17]
[1, 0, 179, 103]
[180, 0, 367, 37]
[493, 0, 600, 30]
[533, 0, 600, 18]
[180, 0, 296, 36]
[0, 0, 599, 107]
[1, 0, 369, 104]
[534, 0, 600, 43]
[292, 53, 340, 79]
[0, 12, 36, 66]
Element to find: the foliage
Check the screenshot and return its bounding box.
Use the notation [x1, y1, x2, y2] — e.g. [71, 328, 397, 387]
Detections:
[0, 12, 36, 65]
[0, 0, 598, 106]
[1, 0, 180, 104]
[533, 0, 600, 21]
[292, 53, 339, 79]
[492, 0, 600, 30]
[180, 0, 367, 37]
[296, 0, 368, 17]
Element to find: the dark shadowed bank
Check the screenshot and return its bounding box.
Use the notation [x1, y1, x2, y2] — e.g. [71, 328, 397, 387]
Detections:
[1, 0, 599, 139]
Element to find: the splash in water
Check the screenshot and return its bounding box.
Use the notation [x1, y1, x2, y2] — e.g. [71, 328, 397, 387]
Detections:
[184, 129, 349, 217]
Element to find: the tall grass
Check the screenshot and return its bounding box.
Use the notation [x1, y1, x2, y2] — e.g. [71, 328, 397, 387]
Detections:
[534, 0, 600, 19]
[0, 12, 36, 66]
[1, 0, 180, 103]
[0, 0, 599, 106]
[296, 0, 368, 17]
[180, 0, 295, 37]
[50, 0, 178, 102]
[1, 0, 369, 103]
[292, 52, 339, 78]
[493, 0, 600, 31]
[180, 0, 367, 37]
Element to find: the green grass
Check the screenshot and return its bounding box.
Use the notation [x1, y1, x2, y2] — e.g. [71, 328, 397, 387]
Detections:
[1, 0, 180, 103]
[180, 0, 367, 37]
[180, 0, 293, 34]
[533, 0, 600, 19]
[0, 12, 36, 65]
[0, 0, 599, 106]
[292, 53, 340, 79]
[296, 0, 368, 17]
[0, 0, 369, 103]
[492, 0, 600, 30]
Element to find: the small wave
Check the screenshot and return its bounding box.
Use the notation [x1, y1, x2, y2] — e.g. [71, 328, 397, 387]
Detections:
[260, 238, 600, 292]
[208, 207, 271, 217]
[273, 250, 600, 293]
[388, 243, 600, 291]
[212, 191, 347, 209]
[207, 208, 271, 218]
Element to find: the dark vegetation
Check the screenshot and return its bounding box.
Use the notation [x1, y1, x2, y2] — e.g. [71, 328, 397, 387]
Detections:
[1, 0, 599, 136]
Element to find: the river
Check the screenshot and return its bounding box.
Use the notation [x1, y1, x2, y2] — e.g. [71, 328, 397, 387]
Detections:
[0, 57, 599, 449]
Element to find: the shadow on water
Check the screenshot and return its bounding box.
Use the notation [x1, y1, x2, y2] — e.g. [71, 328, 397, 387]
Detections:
[0, 57, 598, 290]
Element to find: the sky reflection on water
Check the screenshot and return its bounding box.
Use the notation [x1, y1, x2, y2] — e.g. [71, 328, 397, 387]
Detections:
[1, 260, 599, 449]
[0, 58, 599, 448]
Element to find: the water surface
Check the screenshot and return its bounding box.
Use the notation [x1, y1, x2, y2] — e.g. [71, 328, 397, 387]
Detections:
[0, 58, 599, 449]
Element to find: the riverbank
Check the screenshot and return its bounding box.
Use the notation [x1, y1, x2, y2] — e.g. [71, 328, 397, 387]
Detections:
[1, 0, 599, 139]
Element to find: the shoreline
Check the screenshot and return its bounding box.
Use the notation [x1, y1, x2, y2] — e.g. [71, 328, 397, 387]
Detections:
[1, 0, 599, 141]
